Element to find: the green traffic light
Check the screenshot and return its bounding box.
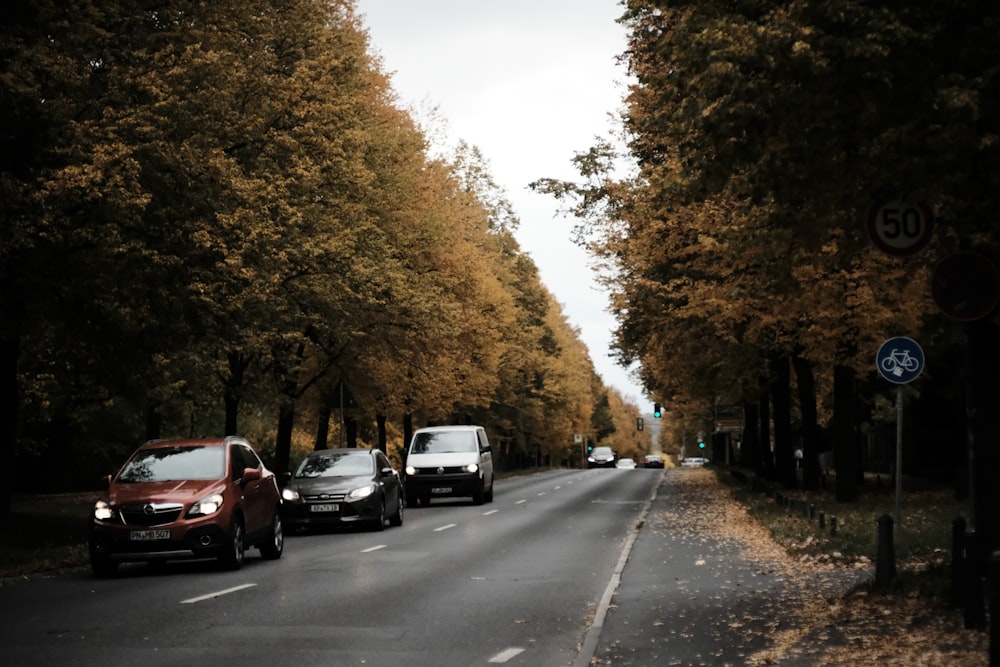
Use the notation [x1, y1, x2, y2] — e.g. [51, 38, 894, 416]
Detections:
[653, 403, 662, 418]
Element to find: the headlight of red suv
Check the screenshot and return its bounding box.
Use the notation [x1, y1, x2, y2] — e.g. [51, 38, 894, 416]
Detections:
[187, 494, 224, 517]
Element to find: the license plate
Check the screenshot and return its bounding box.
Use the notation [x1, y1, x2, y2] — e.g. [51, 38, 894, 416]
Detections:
[431, 487, 451, 494]
[130, 529, 170, 541]
[310, 504, 339, 512]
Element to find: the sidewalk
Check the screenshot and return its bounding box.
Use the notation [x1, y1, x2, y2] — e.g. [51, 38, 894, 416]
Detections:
[587, 467, 988, 666]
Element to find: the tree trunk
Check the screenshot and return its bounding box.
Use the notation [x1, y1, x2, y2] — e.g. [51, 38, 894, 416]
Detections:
[376, 413, 387, 453]
[792, 351, 822, 490]
[757, 380, 774, 480]
[314, 404, 331, 451]
[741, 400, 759, 469]
[274, 402, 295, 474]
[0, 294, 24, 517]
[402, 413, 413, 463]
[832, 364, 860, 502]
[771, 354, 797, 489]
[223, 351, 250, 436]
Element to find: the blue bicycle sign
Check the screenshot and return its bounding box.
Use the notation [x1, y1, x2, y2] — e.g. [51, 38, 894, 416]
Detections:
[876, 337, 924, 384]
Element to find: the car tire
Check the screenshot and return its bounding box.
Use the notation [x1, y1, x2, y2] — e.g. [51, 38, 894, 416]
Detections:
[220, 515, 245, 570]
[472, 479, 485, 505]
[388, 493, 404, 527]
[259, 510, 284, 560]
[484, 478, 494, 503]
[372, 498, 386, 531]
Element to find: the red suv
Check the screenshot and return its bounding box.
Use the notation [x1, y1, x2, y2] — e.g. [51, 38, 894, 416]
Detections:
[88, 436, 284, 576]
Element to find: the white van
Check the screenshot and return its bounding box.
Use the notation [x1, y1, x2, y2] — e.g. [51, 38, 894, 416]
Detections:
[404, 425, 495, 506]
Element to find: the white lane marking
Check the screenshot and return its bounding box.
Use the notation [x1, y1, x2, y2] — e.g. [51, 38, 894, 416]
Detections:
[554, 485, 562, 490]
[434, 523, 457, 532]
[483, 509, 499, 516]
[489, 647, 525, 663]
[515, 499, 527, 505]
[180, 583, 256, 604]
[362, 545, 387, 553]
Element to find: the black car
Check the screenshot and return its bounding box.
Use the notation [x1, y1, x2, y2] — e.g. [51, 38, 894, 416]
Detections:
[281, 448, 404, 532]
[643, 454, 665, 468]
[587, 446, 616, 468]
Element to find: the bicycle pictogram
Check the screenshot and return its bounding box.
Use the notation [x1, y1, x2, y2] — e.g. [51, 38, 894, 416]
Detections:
[880, 348, 920, 376]
[876, 337, 924, 385]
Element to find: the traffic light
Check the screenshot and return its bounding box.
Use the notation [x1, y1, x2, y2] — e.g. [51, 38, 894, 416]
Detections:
[698, 438, 706, 449]
[636, 417, 644, 431]
[653, 403, 662, 418]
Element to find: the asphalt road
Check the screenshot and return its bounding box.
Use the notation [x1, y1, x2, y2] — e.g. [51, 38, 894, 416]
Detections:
[0, 468, 661, 666]
[0, 467, 865, 666]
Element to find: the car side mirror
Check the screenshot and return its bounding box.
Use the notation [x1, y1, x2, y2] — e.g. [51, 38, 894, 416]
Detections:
[380, 467, 395, 477]
[242, 467, 262, 484]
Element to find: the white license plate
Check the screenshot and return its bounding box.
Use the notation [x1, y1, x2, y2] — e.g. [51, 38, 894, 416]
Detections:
[431, 487, 451, 494]
[310, 504, 339, 512]
[130, 529, 170, 541]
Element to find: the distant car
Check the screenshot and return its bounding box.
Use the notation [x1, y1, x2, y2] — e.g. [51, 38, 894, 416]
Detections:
[88, 436, 284, 577]
[281, 448, 404, 532]
[681, 457, 708, 467]
[643, 454, 665, 468]
[587, 446, 616, 468]
[616, 458, 637, 469]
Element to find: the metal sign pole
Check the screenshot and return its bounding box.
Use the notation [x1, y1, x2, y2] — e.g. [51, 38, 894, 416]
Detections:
[895, 385, 903, 527]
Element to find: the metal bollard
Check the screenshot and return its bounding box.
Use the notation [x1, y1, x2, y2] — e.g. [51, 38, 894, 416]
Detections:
[964, 531, 986, 630]
[951, 517, 966, 607]
[990, 551, 1000, 666]
[818, 511, 825, 530]
[876, 514, 895, 588]
[809, 503, 816, 519]
[830, 515, 838, 537]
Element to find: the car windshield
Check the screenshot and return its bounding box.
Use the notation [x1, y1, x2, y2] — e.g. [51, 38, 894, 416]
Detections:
[593, 447, 613, 456]
[295, 452, 374, 478]
[117, 446, 225, 483]
[410, 431, 477, 454]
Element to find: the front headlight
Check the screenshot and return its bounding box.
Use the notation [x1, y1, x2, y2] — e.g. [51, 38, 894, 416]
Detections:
[347, 484, 377, 501]
[282, 487, 300, 502]
[187, 493, 224, 517]
[464, 463, 479, 473]
[93, 500, 113, 521]
[405, 465, 416, 476]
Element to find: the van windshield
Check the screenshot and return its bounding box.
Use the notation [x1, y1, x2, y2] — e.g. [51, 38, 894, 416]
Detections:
[410, 431, 478, 454]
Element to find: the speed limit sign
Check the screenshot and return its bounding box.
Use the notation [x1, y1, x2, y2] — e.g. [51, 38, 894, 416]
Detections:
[866, 200, 934, 256]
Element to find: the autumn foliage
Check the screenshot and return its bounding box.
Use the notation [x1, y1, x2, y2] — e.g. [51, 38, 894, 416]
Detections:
[0, 0, 651, 514]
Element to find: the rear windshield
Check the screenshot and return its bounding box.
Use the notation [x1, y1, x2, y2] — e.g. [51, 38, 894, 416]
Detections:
[294, 452, 374, 478]
[410, 430, 478, 454]
[117, 446, 225, 483]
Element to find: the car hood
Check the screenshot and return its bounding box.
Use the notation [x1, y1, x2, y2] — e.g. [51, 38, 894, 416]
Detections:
[287, 475, 372, 495]
[105, 479, 225, 505]
[406, 452, 479, 468]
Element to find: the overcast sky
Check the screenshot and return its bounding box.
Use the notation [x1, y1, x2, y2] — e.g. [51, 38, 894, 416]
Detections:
[356, 0, 647, 405]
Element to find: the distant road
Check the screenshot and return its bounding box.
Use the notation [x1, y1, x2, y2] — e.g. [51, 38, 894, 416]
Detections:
[0, 468, 661, 666]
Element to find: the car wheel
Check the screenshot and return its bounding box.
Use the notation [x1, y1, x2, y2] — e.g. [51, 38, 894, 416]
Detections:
[220, 516, 245, 570]
[472, 479, 485, 505]
[372, 498, 386, 532]
[389, 493, 404, 527]
[259, 509, 284, 560]
[484, 478, 494, 503]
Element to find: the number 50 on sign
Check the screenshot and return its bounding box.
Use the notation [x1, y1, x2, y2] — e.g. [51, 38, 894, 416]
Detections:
[866, 200, 934, 257]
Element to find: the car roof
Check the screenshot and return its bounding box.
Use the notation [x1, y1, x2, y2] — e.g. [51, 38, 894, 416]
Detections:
[414, 425, 483, 431]
[308, 448, 375, 456]
[140, 436, 243, 450]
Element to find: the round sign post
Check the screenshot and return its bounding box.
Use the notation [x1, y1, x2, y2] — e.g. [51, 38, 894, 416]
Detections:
[876, 337, 925, 528]
[866, 200, 935, 256]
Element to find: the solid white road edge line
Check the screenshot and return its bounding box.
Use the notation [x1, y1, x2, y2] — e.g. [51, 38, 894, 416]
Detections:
[180, 583, 257, 604]
[572, 481, 658, 667]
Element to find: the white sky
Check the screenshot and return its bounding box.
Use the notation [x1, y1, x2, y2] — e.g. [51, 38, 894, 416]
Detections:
[356, 0, 647, 406]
